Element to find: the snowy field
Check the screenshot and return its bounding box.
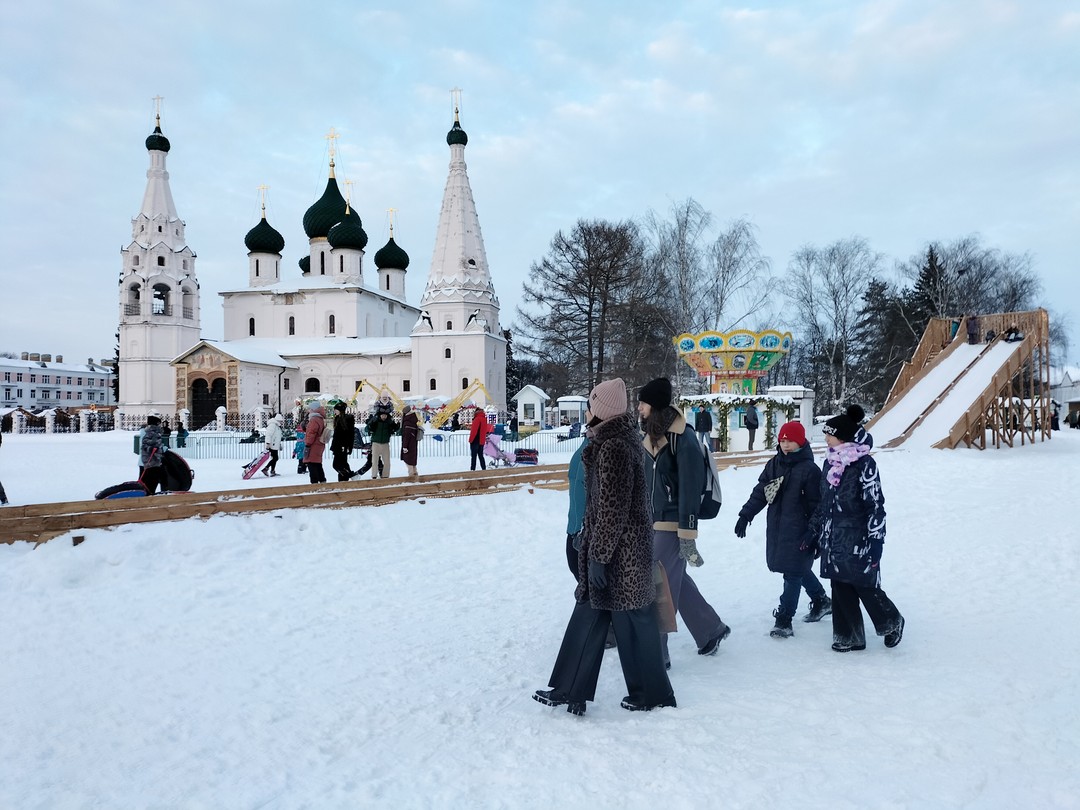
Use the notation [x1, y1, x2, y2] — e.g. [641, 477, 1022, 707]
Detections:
[2, 429, 1079, 809]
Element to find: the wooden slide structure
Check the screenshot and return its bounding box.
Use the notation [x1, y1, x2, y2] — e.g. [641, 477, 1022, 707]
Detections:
[866, 309, 1052, 450]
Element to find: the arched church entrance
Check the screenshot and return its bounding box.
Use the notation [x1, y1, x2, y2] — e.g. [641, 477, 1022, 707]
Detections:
[191, 376, 227, 429]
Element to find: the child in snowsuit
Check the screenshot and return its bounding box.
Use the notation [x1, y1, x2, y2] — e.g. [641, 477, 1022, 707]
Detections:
[293, 426, 307, 475]
[809, 405, 905, 652]
[735, 420, 830, 638]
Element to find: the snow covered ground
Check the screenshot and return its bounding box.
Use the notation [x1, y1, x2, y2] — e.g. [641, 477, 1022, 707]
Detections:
[2, 429, 1079, 809]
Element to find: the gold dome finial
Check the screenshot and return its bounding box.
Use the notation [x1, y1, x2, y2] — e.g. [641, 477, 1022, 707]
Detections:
[325, 126, 339, 177]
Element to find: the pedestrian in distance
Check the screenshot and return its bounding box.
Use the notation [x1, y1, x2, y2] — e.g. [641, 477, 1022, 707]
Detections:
[468, 411, 492, 471]
[734, 420, 831, 638]
[262, 414, 284, 477]
[303, 403, 328, 484]
[694, 405, 713, 450]
[400, 405, 421, 478]
[0, 430, 9, 505]
[330, 402, 357, 481]
[745, 400, 760, 451]
[966, 313, 981, 345]
[139, 413, 168, 495]
[534, 378, 675, 716]
[365, 402, 399, 479]
[638, 377, 731, 667]
[809, 405, 905, 653]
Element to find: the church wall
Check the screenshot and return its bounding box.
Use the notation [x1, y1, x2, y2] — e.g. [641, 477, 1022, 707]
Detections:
[287, 353, 413, 407]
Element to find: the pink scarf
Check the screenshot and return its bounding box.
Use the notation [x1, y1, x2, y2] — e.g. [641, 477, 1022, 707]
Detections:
[825, 442, 871, 487]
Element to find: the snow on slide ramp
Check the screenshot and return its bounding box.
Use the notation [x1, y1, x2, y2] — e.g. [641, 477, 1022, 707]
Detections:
[906, 339, 1020, 446]
[869, 343, 987, 446]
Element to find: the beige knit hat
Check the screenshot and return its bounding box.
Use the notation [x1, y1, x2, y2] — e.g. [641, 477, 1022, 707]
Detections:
[589, 378, 628, 422]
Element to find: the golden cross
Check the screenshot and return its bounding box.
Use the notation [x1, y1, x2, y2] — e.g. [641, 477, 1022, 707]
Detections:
[325, 127, 338, 163]
[451, 87, 462, 120]
[152, 95, 164, 123]
[344, 178, 354, 214]
[257, 184, 269, 213]
[387, 207, 397, 237]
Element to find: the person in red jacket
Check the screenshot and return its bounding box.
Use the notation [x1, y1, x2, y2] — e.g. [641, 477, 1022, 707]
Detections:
[468, 411, 492, 471]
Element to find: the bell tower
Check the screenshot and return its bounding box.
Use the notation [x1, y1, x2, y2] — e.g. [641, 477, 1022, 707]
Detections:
[117, 98, 201, 420]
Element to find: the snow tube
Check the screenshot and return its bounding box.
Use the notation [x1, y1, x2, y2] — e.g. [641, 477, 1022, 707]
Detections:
[95, 481, 149, 500]
[162, 450, 194, 492]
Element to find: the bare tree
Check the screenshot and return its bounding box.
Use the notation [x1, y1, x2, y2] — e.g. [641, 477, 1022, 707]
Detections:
[706, 217, 773, 332]
[783, 237, 881, 410]
[515, 219, 646, 392]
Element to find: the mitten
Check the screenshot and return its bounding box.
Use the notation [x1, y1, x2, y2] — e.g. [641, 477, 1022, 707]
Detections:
[679, 537, 704, 567]
[734, 516, 750, 538]
[588, 560, 608, 590]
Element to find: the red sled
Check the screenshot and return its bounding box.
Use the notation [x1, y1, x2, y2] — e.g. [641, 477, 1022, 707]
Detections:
[242, 450, 271, 480]
[95, 481, 149, 500]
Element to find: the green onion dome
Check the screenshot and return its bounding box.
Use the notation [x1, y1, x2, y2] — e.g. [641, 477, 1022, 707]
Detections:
[374, 236, 410, 270]
[327, 207, 369, 251]
[244, 216, 285, 254]
[145, 123, 171, 153]
[446, 119, 468, 146]
[299, 255, 310, 274]
[302, 175, 348, 239]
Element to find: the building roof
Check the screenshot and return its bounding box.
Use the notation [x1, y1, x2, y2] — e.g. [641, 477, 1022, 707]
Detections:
[0, 357, 113, 374]
[244, 214, 285, 254]
[173, 336, 412, 368]
[514, 384, 549, 401]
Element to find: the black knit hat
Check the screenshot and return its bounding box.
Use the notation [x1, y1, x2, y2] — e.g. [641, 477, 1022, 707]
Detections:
[333, 401, 347, 412]
[823, 405, 866, 442]
[638, 377, 673, 409]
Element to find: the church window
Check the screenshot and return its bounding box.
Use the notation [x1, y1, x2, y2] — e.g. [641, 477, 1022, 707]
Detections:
[445, 348, 452, 359]
[328, 314, 336, 335]
[320, 253, 325, 275]
[446, 321, 453, 330]
[133, 256, 140, 266]
[255, 259, 260, 277]
[262, 394, 270, 406]
[157, 256, 165, 266]
[152, 284, 170, 315]
[283, 378, 290, 390]
[429, 378, 436, 391]
[304, 377, 321, 393]
[182, 288, 194, 319]
[462, 378, 469, 390]
[288, 316, 295, 336]
[402, 380, 411, 392]
[158, 226, 162, 233]
[385, 276, 390, 291]
[249, 318, 256, 336]
[339, 256, 344, 273]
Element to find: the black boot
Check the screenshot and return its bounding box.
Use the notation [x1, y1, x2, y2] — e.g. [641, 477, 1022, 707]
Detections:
[884, 616, 905, 648]
[803, 594, 833, 623]
[621, 694, 677, 711]
[533, 689, 585, 716]
[770, 608, 793, 638]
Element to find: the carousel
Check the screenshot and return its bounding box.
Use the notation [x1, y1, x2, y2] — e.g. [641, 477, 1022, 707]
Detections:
[673, 329, 793, 395]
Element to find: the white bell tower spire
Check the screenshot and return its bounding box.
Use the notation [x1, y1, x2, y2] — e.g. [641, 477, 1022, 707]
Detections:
[117, 98, 201, 422]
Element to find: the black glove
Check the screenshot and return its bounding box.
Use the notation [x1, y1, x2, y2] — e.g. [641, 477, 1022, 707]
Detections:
[734, 516, 749, 538]
[588, 560, 608, 590]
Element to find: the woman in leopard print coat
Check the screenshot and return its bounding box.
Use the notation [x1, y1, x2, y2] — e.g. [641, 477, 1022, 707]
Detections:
[534, 379, 675, 716]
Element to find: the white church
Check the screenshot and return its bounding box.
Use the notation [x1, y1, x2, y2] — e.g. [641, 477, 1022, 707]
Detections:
[117, 106, 506, 429]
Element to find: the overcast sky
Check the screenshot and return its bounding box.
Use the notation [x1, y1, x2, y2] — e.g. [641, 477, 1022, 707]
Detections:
[1, 0, 1077, 364]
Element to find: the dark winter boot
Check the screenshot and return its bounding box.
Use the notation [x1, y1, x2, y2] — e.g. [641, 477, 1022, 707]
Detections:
[803, 594, 833, 623]
[884, 616, 905, 648]
[533, 689, 586, 716]
[770, 608, 794, 638]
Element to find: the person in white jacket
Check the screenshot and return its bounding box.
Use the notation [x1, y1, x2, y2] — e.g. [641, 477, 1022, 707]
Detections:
[263, 414, 284, 477]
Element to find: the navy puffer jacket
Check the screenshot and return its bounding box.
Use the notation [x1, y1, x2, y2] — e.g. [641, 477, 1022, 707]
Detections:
[738, 442, 821, 575]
